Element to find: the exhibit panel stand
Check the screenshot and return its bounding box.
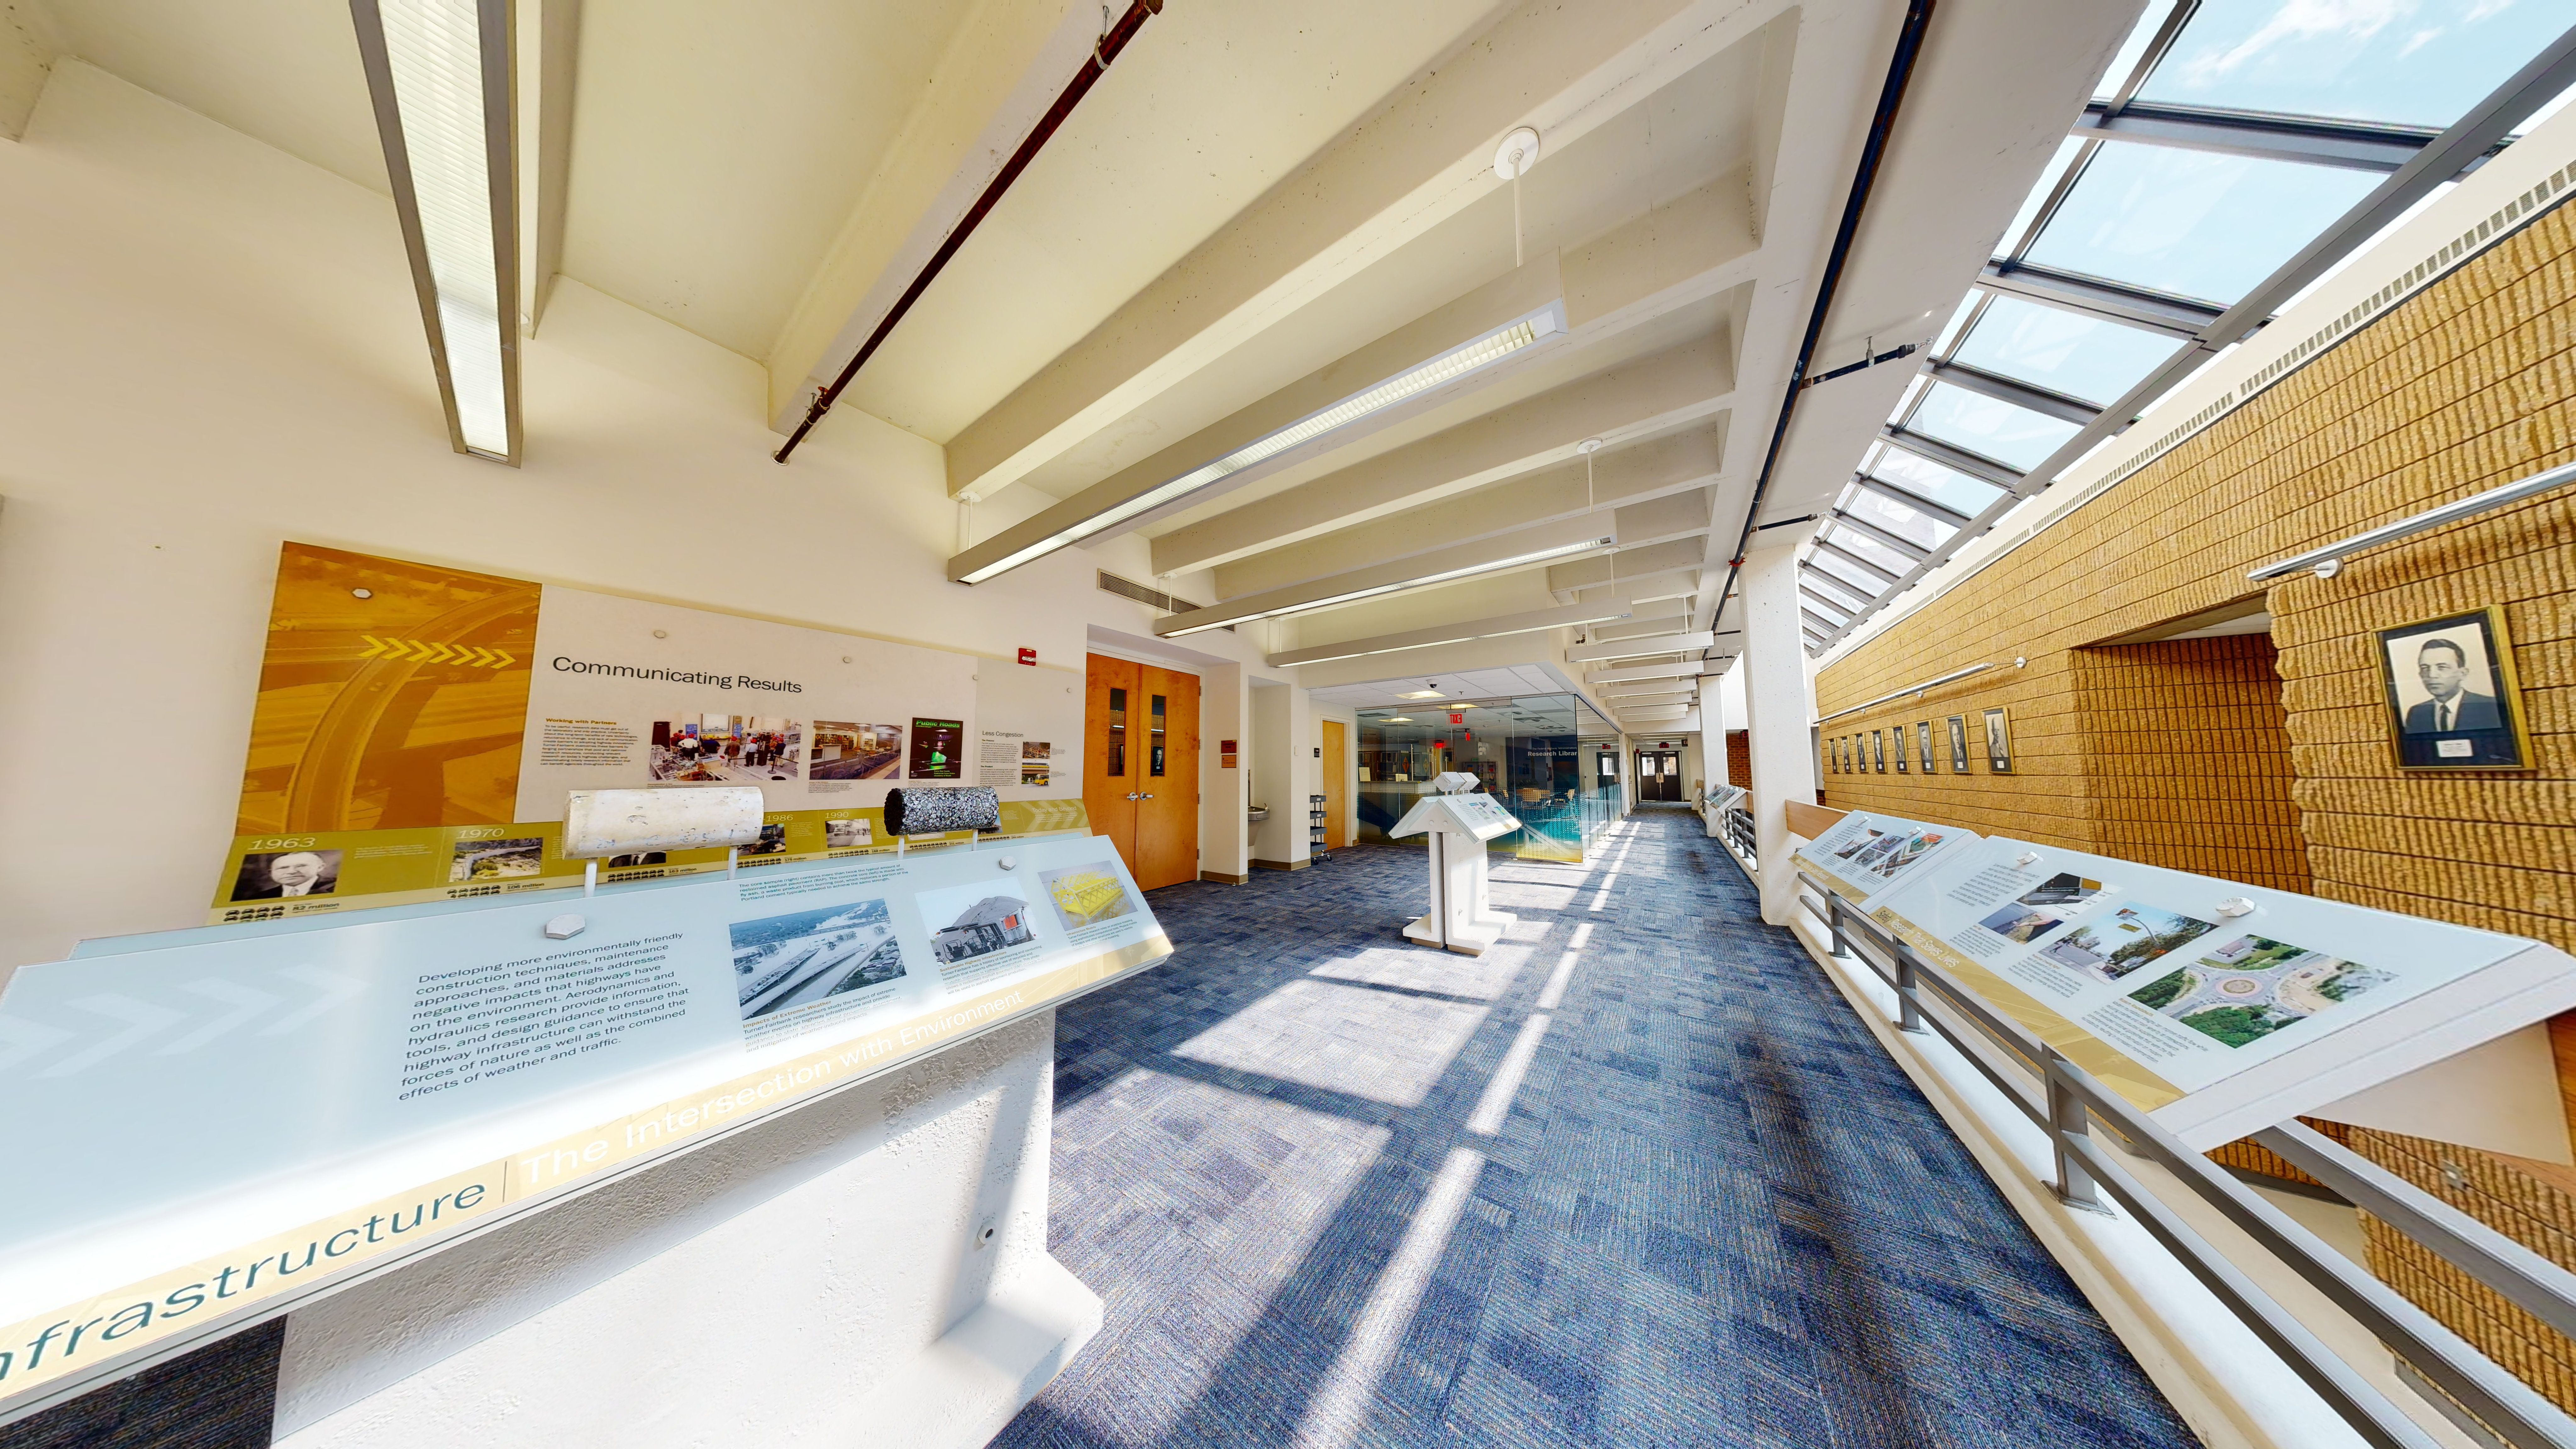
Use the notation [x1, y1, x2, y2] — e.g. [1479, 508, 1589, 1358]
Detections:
[0, 832, 1169, 1435]
[273, 1014, 1096, 1448]
[1389, 778, 1520, 955]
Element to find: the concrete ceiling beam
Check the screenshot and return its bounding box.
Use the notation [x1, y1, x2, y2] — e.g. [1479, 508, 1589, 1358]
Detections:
[1153, 514, 1615, 638]
[762, 0, 1102, 426]
[1566, 630, 1717, 664]
[1587, 659, 1718, 685]
[0, 0, 59, 138]
[1208, 425, 1724, 600]
[1154, 333, 1734, 576]
[938, 0, 1796, 502]
[1544, 537, 1703, 595]
[1264, 602, 1632, 669]
[1557, 567, 1702, 608]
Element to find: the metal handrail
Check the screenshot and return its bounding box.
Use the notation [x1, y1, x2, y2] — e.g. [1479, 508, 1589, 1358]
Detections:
[1813, 658, 2018, 724]
[1817, 892, 2576, 1449]
[2247, 459, 2576, 580]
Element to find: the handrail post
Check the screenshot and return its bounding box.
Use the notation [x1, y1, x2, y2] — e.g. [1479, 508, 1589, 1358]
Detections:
[1827, 893, 1849, 960]
[2046, 1054, 2107, 1213]
[1892, 943, 1926, 1035]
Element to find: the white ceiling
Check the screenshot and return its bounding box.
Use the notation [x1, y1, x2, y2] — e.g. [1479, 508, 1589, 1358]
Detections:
[1309, 664, 1569, 711]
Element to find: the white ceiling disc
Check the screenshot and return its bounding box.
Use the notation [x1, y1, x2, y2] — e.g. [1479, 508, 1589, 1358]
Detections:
[1493, 126, 1541, 180]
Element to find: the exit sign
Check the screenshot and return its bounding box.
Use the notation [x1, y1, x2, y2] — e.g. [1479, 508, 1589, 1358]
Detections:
[1449, 712, 1464, 724]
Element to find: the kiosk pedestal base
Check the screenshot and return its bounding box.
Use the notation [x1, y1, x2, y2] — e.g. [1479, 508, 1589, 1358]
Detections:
[1402, 831, 1516, 956]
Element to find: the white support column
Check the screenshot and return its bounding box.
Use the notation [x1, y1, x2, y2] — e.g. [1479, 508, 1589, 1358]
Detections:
[1740, 544, 1817, 926]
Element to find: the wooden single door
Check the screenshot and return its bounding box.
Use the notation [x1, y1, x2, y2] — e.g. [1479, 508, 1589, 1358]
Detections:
[1134, 664, 1199, 889]
[1319, 719, 1346, 849]
[1083, 655, 1141, 874]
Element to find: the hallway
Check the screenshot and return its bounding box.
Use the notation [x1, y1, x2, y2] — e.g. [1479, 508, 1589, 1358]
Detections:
[1000, 806, 2196, 1448]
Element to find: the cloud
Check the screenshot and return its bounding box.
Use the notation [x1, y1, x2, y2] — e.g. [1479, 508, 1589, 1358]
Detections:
[2179, 0, 2412, 85]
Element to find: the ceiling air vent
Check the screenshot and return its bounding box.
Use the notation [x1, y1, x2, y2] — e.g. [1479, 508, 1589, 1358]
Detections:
[1096, 571, 1233, 629]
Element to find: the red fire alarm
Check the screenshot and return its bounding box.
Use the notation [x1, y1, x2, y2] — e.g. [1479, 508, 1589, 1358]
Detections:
[1016, 647, 1036, 666]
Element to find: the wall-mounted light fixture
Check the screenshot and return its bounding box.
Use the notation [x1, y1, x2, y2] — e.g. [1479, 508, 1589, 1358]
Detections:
[953, 303, 1566, 585]
[352, 0, 520, 464]
[1157, 533, 1608, 638]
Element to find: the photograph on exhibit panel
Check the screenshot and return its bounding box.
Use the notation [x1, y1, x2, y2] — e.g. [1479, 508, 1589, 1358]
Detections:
[1041, 861, 1135, 930]
[916, 878, 1036, 964]
[2039, 903, 2216, 984]
[1917, 722, 1935, 774]
[729, 898, 904, 1021]
[2126, 935, 2397, 1049]
[823, 817, 873, 849]
[910, 718, 965, 780]
[1948, 716, 1970, 773]
[1983, 707, 2012, 773]
[448, 836, 543, 882]
[808, 721, 905, 781]
[2376, 606, 2532, 769]
[651, 715, 805, 784]
[231, 848, 342, 902]
[1973, 873, 2107, 946]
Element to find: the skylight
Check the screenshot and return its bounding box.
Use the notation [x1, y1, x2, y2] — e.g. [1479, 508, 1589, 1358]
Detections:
[1796, 0, 2576, 656]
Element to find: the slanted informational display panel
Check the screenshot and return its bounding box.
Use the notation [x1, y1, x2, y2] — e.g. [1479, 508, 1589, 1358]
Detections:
[0, 835, 1166, 1402]
[1389, 792, 1521, 841]
[1856, 836, 2576, 1148]
[1791, 810, 1980, 906]
[212, 545, 1085, 924]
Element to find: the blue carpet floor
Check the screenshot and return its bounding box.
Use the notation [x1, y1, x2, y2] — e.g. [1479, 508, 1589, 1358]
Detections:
[996, 805, 2198, 1449]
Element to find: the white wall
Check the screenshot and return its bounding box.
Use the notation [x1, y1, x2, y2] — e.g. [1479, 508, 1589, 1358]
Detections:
[1247, 681, 1310, 867]
[0, 63, 1283, 972]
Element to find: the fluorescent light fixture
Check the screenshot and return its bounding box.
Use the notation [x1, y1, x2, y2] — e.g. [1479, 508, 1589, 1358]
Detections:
[1267, 603, 1629, 669]
[1382, 716, 1416, 723]
[353, 0, 520, 464]
[958, 303, 1565, 584]
[1397, 690, 1446, 699]
[1163, 534, 1610, 638]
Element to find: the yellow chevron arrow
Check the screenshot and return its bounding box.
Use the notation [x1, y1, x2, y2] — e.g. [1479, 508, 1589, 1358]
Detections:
[357, 635, 390, 660]
[354, 636, 522, 669]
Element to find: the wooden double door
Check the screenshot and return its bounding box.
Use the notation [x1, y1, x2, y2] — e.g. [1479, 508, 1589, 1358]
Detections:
[1637, 750, 1683, 802]
[1083, 654, 1200, 890]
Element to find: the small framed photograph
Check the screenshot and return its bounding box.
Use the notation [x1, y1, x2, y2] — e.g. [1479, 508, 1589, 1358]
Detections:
[2377, 607, 2532, 770]
[1983, 707, 2012, 774]
[1917, 721, 1935, 774]
[1895, 725, 1909, 772]
[1947, 715, 1971, 774]
[1872, 730, 1886, 773]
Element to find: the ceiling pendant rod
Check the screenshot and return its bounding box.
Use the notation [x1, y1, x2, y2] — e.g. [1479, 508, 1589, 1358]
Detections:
[774, 0, 1167, 464]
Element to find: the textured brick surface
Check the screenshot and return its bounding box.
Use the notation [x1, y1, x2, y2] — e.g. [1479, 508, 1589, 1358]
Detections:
[1815, 196, 2576, 1413]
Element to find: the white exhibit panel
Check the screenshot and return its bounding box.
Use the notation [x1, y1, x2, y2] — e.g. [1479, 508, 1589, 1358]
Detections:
[1844, 834, 2576, 1151]
[1789, 810, 1982, 908]
[0, 835, 1169, 1415]
[1388, 792, 1521, 954]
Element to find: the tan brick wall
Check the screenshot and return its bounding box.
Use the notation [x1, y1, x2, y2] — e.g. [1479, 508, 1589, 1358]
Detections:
[1816, 193, 2576, 1405]
[1816, 198, 2575, 950]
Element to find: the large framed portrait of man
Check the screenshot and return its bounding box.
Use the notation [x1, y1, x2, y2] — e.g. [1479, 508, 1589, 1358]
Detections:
[2378, 607, 2531, 770]
[1982, 707, 2012, 774]
[1947, 715, 1971, 774]
[1871, 730, 1886, 773]
[1917, 721, 1935, 774]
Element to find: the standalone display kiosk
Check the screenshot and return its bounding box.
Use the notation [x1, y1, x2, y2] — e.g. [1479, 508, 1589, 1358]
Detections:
[1389, 774, 1520, 954]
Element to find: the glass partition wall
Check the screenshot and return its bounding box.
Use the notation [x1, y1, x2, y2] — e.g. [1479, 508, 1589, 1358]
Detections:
[1356, 693, 1622, 862]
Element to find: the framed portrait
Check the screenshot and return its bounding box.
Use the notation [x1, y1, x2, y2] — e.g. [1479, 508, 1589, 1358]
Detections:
[1871, 730, 1886, 773]
[1917, 721, 1935, 774]
[1947, 715, 1970, 774]
[2377, 607, 2531, 770]
[1895, 724, 1908, 772]
[1982, 707, 2012, 774]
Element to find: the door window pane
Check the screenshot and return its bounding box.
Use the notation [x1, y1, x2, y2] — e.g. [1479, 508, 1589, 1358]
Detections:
[1150, 693, 1167, 777]
[1106, 686, 1127, 777]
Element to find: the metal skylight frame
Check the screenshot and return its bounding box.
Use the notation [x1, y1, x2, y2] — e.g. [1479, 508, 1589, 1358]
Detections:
[1798, 3, 2576, 656]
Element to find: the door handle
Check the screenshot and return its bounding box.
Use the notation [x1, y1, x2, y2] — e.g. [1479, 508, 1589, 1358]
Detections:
[1125, 792, 1139, 801]
[1141, 793, 1154, 800]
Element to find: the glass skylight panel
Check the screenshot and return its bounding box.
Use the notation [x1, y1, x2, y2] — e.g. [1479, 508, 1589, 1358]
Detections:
[1998, 137, 2086, 258]
[1802, 569, 1872, 613]
[1807, 548, 1889, 598]
[1843, 487, 1953, 552]
[1947, 294, 2177, 407]
[2136, 0, 2570, 129]
[2094, 2, 2178, 101]
[1825, 524, 1915, 578]
[2022, 142, 2379, 305]
[1904, 381, 2081, 471]
[1868, 446, 2005, 518]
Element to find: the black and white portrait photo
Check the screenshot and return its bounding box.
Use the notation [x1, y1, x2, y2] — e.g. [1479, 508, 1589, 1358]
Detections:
[1983, 707, 2012, 774]
[2378, 608, 2530, 769]
[231, 849, 342, 902]
[1948, 715, 1971, 774]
